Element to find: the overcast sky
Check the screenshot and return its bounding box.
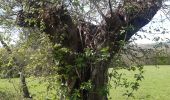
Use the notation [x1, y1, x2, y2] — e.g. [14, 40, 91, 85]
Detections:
[133, 1, 170, 44]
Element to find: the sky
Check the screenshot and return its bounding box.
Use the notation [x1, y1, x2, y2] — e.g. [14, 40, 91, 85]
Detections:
[133, 1, 170, 44]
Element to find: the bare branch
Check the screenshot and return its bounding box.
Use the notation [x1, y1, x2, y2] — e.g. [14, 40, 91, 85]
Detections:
[108, 0, 113, 14]
[0, 35, 12, 54]
[90, 0, 106, 20]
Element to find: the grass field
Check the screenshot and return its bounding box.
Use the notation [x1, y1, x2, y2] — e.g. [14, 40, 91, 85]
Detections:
[110, 65, 170, 100]
[0, 65, 170, 100]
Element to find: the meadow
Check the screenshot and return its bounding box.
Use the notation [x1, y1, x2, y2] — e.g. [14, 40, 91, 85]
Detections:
[110, 65, 170, 100]
[0, 65, 170, 100]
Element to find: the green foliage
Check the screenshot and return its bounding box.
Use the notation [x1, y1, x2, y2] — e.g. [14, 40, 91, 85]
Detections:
[97, 47, 110, 61]
[0, 48, 19, 78]
[80, 80, 93, 91]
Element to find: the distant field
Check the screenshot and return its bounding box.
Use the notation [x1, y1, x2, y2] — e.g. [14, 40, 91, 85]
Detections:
[0, 65, 170, 100]
[110, 65, 170, 100]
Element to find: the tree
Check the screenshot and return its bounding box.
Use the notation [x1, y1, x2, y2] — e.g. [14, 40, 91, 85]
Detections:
[0, 0, 165, 99]
[0, 35, 31, 98]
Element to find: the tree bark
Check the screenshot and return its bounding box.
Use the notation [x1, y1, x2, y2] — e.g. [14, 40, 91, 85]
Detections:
[88, 63, 108, 100]
[19, 72, 31, 98]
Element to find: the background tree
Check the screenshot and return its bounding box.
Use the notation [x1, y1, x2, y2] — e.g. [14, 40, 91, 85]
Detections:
[0, 34, 31, 98]
[0, 31, 57, 99]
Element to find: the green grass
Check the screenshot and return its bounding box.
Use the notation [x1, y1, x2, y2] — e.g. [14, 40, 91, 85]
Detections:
[0, 65, 170, 100]
[0, 77, 48, 100]
[109, 65, 170, 100]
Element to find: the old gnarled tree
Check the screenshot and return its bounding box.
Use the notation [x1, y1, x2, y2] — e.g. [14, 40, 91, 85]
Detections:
[16, 0, 163, 99]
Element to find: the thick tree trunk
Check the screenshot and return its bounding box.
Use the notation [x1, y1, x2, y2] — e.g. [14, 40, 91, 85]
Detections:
[88, 65, 108, 100]
[69, 61, 109, 100]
